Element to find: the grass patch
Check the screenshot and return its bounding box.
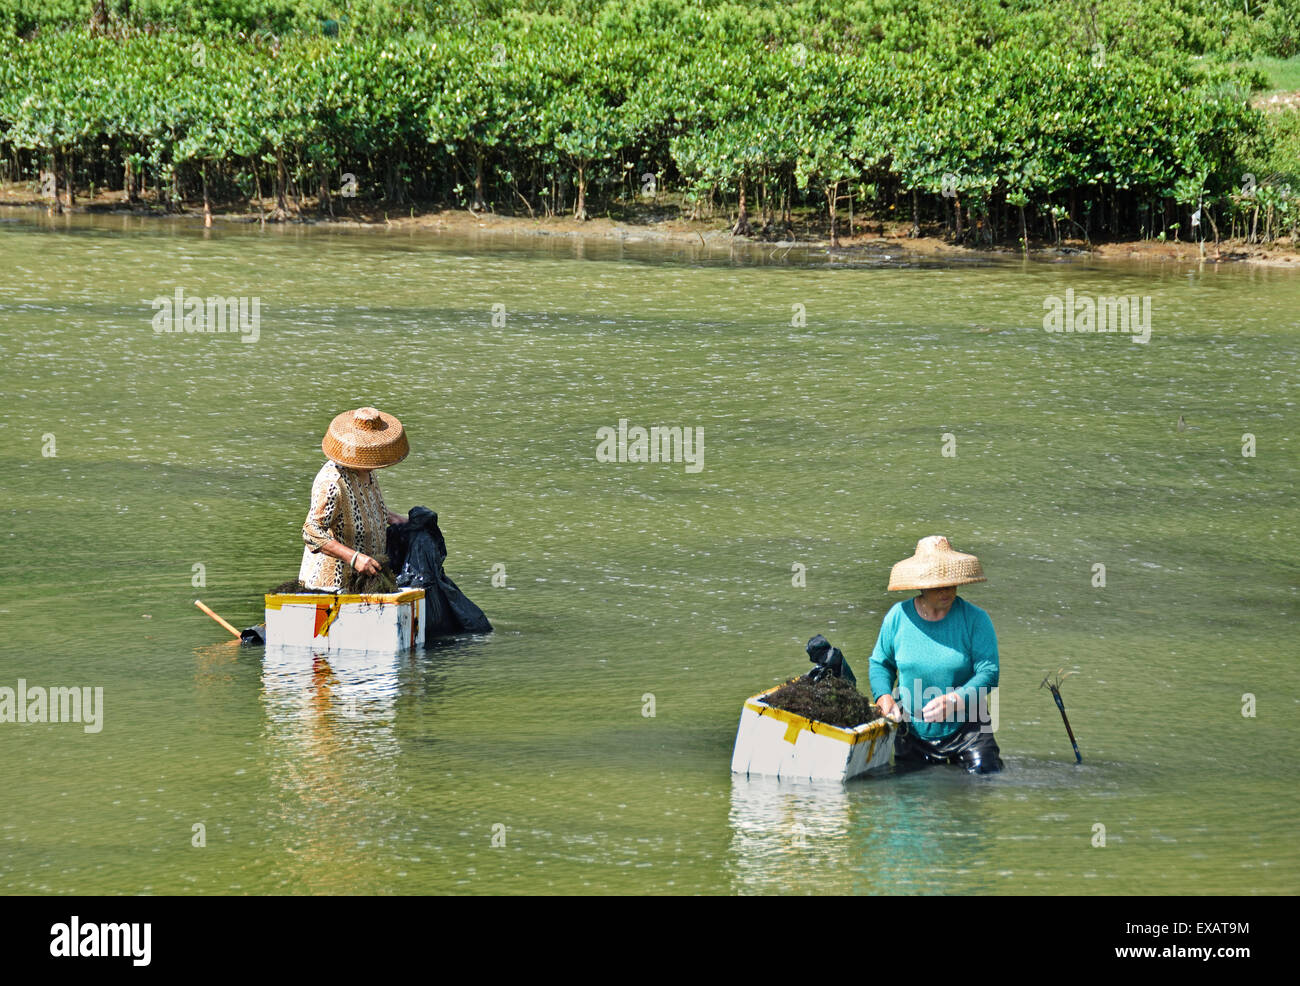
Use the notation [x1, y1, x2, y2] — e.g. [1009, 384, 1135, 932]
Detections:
[1245, 54, 1300, 92]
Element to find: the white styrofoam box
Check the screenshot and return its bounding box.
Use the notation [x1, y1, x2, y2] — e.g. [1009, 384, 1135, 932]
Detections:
[264, 588, 425, 653]
[730, 680, 896, 782]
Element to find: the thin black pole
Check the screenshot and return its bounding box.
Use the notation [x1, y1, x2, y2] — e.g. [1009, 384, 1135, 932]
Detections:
[1044, 679, 1082, 764]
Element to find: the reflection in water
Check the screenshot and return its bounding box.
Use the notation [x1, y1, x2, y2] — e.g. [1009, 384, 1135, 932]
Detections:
[193, 640, 243, 687]
[861, 783, 954, 890]
[855, 772, 999, 893]
[728, 768, 1005, 894]
[727, 775, 853, 893]
[259, 647, 404, 893]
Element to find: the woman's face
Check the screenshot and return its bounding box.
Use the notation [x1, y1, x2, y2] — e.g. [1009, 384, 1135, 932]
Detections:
[920, 585, 957, 609]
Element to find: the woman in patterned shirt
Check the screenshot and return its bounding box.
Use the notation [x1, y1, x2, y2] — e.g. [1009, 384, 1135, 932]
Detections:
[298, 407, 410, 593]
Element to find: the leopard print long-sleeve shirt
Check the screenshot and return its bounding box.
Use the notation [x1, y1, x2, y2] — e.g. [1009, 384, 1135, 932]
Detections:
[298, 461, 390, 592]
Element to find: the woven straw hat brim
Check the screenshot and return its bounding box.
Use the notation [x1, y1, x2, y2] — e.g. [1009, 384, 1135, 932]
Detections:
[887, 568, 987, 591]
[322, 407, 409, 470]
[887, 536, 986, 590]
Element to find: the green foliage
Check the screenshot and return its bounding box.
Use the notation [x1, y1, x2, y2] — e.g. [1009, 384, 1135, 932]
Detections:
[1, 0, 1294, 240]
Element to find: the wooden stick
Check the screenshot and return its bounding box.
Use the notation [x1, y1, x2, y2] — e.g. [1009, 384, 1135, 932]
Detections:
[194, 599, 241, 639]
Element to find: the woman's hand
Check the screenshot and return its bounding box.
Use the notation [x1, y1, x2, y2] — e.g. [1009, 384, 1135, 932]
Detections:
[351, 552, 382, 576]
[386, 511, 408, 526]
[922, 691, 964, 723]
[876, 694, 904, 723]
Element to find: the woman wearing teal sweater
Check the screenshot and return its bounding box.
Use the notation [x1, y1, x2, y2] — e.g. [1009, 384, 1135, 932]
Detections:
[869, 536, 1004, 774]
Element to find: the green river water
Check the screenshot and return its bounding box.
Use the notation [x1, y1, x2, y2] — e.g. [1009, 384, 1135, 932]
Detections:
[1, 210, 1296, 895]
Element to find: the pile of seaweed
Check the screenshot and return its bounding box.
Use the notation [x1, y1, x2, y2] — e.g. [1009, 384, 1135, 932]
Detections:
[352, 570, 397, 593]
[763, 676, 882, 729]
[268, 569, 397, 595]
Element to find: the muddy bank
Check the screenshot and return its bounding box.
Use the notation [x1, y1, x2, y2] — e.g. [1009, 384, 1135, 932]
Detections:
[4, 182, 1297, 267]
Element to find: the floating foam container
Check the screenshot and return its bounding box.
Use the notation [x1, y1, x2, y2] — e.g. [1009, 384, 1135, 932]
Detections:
[730, 680, 896, 782]
[264, 589, 425, 653]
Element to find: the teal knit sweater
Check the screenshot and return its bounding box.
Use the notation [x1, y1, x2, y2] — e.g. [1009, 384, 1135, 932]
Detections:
[868, 596, 999, 741]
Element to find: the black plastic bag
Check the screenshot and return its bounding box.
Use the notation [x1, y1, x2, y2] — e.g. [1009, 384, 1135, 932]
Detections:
[805, 634, 855, 685]
[386, 506, 492, 638]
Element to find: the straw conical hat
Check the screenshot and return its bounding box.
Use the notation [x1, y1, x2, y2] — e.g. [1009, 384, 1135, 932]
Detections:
[322, 407, 409, 469]
[887, 536, 986, 590]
